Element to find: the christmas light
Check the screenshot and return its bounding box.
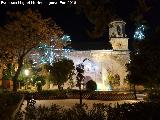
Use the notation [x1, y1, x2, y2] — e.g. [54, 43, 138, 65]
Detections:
[28, 35, 72, 66]
[134, 25, 145, 40]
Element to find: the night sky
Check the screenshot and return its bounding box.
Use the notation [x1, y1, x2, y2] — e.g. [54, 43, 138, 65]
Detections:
[0, 0, 160, 50]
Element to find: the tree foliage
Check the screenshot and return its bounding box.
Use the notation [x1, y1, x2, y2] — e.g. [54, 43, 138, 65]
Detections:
[126, 39, 160, 89]
[130, 0, 151, 24]
[2, 63, 14, 80]
[76, 0, 150, 39]
[76, 0, 114, 39]
[0, 9, 63, 91]
[49, 59, 75, 91]
[76, 63, 85, 105]
[76, 63, 85, 89]
[67, 71, 75, 89]
[33, 75, 46, 86]
[33, 75, 46, 92]
[110, 74, 120, 86]
[86, 80, 97, 91]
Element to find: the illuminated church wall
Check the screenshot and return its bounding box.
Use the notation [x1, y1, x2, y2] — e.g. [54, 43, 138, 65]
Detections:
[0, 20, 130, 91]
[68, 49, 129, 91]
[67, 19, 130, 91]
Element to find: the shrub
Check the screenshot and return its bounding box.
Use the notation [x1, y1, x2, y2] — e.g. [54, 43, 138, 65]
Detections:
[107, 102, 160, 120]
[16, 103, 108, 120]
[0, 93, 22, 119]
[36, 82, 42, 92]
[86, 80, 97, 91]
[146, 90, 160, 102]
[15, 101, 160, 120]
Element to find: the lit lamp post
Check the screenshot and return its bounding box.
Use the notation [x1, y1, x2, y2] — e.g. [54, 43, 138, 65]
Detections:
[24, 69, 30, 76]
[24, 69, 30, 90]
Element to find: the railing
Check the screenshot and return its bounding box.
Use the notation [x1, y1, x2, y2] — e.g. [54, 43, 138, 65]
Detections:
[23, 92, 135, 100]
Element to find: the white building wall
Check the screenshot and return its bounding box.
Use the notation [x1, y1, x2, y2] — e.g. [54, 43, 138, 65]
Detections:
[67, 50, 129, 91]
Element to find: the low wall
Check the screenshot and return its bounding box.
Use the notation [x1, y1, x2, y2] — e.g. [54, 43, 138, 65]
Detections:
[23, 92, 136, 101]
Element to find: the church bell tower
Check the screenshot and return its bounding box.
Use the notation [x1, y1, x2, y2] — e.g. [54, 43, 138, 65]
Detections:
[109, 20, 129, 50]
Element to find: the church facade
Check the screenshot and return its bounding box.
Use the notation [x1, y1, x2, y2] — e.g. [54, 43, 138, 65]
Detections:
[0, 20, 130, 91]
[67, 20, 130, 91]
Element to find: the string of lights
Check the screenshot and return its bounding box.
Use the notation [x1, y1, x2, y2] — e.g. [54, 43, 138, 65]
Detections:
[28, 35, 72, 66]
[134, 25, 145, 40]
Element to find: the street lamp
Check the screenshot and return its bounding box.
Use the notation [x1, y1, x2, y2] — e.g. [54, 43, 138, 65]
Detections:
[24, 69, 30, 76]
[24, 69, 30, 90]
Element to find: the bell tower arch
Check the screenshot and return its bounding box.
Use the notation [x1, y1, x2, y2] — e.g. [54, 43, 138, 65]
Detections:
[109, 20, 129, 50]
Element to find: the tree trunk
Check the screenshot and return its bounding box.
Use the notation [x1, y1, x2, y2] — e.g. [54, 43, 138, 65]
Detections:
[2, 79, 5, 91]
[58, 84, 63, 91]
[13, 58, 24, 92]
[79, 84, 82, 105]
[133, 84, 137, 100]
[130, 83, 132, 93]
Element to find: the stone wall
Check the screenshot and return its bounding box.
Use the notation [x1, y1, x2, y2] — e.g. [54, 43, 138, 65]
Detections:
[67, 49, 129, 91]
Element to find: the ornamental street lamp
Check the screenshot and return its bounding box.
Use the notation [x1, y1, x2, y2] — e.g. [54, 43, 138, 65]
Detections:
[24, 69, 30, 76]
[24, 69, 30, 90]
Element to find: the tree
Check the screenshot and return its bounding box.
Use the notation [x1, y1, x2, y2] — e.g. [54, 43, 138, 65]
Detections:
[49, 59, 75, 91]
[86, 80, 97, 91]
[108, 73, 120, 89]
[76, 0, 115, 39]
[67, 71, 75, 89]
[76, 0, 150, 39]
[2, 63, 13, 80]
[126, 39, 160, 99]
[2, 63, 15, 90]
[18, 59, 33, 88]
[127, 39, 160, 89]
[33, 75, 46, 92]
[18, 60, 48, 90]
[0, 9, 63, 91]
[76, 63, 84, 105]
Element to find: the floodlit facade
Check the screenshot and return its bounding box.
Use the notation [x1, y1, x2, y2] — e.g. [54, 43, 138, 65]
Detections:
[0, 20, 130, 91]
[67, 20, 130, 91]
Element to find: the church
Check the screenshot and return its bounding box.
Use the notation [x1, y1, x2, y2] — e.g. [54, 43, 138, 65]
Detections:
[0, 19, 130, 91]
[67, 19, 130, 91]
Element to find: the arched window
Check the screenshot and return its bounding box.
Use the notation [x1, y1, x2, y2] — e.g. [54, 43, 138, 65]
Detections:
[117, 25, 121, 36]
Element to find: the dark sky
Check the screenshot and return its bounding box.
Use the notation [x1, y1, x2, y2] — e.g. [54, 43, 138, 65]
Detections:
[0, 0, 160, 50]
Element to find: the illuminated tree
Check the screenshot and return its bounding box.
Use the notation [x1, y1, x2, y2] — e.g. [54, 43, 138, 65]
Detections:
[61, 35, 71, 48]
[27, 35, 71, 66]
[2, 63, 13, 80]
[49, 59, 75, 91]
[0, 9, 63, 91]
[18, 59, 36, 89]
[28, 43, 54, 65]
[134, 25, 145, 40]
